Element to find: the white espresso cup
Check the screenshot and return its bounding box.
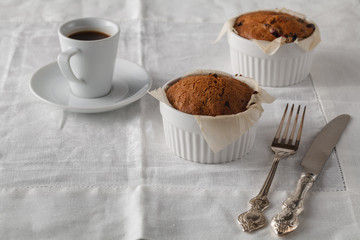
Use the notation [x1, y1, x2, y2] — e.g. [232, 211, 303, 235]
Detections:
[57, 18, 120, 98]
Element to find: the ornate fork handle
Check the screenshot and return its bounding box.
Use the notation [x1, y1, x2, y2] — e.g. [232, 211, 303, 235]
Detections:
[271, 172, 316, 236]
[238, 151, 290, 232]
[237, 195, 269, 232]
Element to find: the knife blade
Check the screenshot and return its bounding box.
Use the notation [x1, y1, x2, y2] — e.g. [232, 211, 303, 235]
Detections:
[271, 114, 350, 236]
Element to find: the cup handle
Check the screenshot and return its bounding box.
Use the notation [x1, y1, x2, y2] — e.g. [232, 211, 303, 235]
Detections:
[57, 48, 85, 84]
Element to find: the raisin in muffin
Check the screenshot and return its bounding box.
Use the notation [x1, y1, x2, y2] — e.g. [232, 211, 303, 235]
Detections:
[234, 11, 315, 43]
[166, 73, 254, 116]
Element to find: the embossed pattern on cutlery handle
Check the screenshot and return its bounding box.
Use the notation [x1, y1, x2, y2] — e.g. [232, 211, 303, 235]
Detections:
[238, 155, 282, 232]
[271, 172, 316, 236]
[238, 195, 269, 232]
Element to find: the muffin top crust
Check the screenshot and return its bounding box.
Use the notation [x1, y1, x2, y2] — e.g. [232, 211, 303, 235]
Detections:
[233, 11, 315, 43]
[166, 73, 254, 116]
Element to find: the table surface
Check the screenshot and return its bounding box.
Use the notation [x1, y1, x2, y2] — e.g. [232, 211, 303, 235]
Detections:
[1, 0, 360, 239]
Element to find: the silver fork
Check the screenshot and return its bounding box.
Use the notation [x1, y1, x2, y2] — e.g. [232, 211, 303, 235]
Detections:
[238, 104, 306, 232]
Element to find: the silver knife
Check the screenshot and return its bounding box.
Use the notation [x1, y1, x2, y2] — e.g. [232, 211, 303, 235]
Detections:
[271, 114, 350, 236]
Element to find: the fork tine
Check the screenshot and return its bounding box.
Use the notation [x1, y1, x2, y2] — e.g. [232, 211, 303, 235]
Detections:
[274, 104, 289, 143]
[281, 104, 294, 144]
[288, 105, 301, 145]
[294, 106, 306, 149]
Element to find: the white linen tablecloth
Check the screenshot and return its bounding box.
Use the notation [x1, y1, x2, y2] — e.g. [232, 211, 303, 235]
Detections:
[1, 0, 360, 239]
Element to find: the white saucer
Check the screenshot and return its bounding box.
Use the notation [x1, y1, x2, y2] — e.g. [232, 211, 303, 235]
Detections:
[30, 59, 152, 113]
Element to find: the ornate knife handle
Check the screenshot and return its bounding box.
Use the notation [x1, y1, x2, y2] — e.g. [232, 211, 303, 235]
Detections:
[271, 172, 316, 236]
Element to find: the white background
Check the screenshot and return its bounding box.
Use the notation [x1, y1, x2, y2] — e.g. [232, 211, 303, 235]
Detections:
[0, 0, 359, 239]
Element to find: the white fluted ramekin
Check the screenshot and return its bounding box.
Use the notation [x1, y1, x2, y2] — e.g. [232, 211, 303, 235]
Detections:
[227, 23, 316, 87]
[159, 78, 257, 164]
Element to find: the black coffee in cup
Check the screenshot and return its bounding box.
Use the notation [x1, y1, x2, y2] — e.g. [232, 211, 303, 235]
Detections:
[68, 31, 110, 40]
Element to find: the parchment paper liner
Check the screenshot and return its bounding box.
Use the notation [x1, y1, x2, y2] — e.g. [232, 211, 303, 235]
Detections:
[149, 70, 275, 153]
[215, 8, 321, 55]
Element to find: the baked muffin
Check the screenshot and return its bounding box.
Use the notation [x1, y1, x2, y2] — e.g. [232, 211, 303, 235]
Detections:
[234, 11, 315, 43]
[166, 73, 254, 116]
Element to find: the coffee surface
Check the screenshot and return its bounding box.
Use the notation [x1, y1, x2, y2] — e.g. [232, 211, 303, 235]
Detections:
[68, 31, 110, 40]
